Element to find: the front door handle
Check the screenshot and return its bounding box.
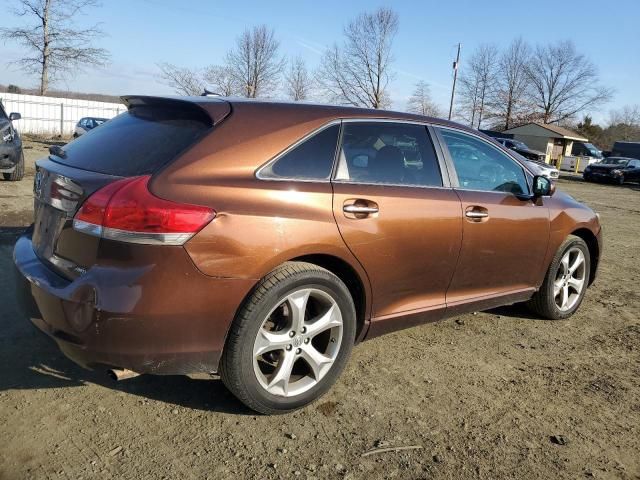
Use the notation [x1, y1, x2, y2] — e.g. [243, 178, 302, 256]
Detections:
[343, 205, 379, 214]
[465, 206, 489, 222]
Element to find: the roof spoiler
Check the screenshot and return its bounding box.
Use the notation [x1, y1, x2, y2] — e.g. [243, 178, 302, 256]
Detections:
[120, 95, 231, 127]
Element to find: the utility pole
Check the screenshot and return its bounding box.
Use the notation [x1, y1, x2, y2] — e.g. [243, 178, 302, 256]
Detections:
[448, 43, 462, 121]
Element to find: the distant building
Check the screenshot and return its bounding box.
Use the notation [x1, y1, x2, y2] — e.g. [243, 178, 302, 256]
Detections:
[503, 123, 588, 164]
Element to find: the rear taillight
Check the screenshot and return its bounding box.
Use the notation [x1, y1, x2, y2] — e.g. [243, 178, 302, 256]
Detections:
[73, 176, 215, 245]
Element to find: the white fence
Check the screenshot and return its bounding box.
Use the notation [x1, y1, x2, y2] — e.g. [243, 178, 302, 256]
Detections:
[0, 92, 125, 136]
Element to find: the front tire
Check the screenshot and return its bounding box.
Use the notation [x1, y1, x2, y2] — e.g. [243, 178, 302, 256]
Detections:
[528, 235, 590, 320]
[220, 262, 356, 414]
[3, 151, 24, 181]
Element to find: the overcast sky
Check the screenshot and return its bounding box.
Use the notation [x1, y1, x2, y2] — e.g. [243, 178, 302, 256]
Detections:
[0, 0, 638, 124]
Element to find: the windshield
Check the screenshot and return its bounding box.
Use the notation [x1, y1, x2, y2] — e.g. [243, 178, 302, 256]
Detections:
[511, 140, 529, 150]
[584, 143, 602, 158]
[600, 158, 628, 166]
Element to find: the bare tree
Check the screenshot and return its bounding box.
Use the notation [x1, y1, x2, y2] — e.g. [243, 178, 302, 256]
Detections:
[609, 104, 640, 127]
[1, 0, 110, 95]
[226, 25, 285, 98]
[203, 65, 240, 96]
[157, 63, 203, 96]
[406, 81, 440, 117]
[317, 7, 398, 109]
[457, 44, 498, 128]
[488, 38, 532, 130]
[526, 40, 612, 124]
[284, 56, 312, 101]
[608, 104, 640, 141]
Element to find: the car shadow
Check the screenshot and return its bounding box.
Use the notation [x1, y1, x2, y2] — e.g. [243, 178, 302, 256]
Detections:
[485, 303, 547, 321]
[0, 229, 253, 415]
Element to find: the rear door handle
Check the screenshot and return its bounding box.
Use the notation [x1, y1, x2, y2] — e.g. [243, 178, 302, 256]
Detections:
[465, 206, 489, 221]
[343, 205, 379, 214]
[343, 199, 379, 219]
[465, 211, 488, 219]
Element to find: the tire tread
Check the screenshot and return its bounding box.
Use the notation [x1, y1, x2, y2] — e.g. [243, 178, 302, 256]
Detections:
[220, 261, 352, 414]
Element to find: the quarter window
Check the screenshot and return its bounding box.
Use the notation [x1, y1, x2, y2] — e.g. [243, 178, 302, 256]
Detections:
[260, 124, 340, 180]
[335, 122, 442, 187]
[438, 128, 529, 195]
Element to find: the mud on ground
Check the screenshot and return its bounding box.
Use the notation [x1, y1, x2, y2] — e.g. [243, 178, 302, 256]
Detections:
[1, 142, 638, 479]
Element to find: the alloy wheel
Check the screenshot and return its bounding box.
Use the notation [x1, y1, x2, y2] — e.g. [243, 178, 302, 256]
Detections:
[554, 247, 586, 312]
[252, 288, 343, 397]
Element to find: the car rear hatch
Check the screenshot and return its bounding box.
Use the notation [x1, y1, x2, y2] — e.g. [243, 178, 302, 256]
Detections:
[31, 96, 230, 280]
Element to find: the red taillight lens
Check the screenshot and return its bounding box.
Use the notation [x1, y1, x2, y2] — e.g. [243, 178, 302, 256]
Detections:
[73, 176, 215, 245]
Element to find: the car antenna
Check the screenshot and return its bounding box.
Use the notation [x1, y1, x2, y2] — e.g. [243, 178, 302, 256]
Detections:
[202, 89, 221, 97]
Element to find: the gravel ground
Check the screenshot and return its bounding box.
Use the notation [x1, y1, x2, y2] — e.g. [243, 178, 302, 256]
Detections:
[1, 141, 638, 480]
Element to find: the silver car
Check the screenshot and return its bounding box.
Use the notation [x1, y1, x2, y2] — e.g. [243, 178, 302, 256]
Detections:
[73, 117, 108, 138]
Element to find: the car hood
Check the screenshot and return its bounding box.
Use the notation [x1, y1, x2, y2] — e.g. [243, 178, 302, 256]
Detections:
[590, 163, 624, 169]
[525, 160, 554, 172]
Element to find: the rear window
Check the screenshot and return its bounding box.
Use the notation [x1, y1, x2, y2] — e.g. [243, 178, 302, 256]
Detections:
[53, 106, 211, 176]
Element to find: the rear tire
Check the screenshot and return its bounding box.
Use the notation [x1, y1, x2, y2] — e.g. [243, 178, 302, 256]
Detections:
[3, 151, 24, 181]
[220, 261, 356, 414]
[527, 235, 590, 320]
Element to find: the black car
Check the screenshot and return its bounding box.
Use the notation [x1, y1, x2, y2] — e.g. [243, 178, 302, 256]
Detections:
[495, 137, 546, 162]
[0, 103, 24, 181]
[583, 157, 640, 185]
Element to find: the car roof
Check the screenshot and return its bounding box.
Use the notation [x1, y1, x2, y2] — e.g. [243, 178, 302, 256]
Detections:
[120, 95, 482, 136]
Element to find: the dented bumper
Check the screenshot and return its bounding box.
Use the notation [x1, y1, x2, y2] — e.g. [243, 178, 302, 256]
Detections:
[13, 230, 255, 375]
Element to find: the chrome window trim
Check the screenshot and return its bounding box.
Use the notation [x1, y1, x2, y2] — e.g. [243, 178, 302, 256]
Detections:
[331, 179, 452, 191]
[435, 125, 533, 195]
[255, 117, 455, 186]
[255, 119, 342, 183]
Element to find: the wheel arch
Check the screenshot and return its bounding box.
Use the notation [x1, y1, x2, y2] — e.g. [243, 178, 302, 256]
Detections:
[290, 254, 369, 343]
[571, 228, 599, 286]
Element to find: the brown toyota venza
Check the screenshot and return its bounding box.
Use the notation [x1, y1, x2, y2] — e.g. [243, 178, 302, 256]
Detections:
[14, 96, 602, 414]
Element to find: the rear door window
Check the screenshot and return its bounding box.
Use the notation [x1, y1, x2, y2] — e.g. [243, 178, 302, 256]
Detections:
[334, 122, 443, 187]
[53, 106, 211, 176]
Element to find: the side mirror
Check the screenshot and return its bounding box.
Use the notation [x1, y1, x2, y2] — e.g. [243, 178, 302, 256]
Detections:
[9, 112, 21, 121]
[533, 175, 554, 197]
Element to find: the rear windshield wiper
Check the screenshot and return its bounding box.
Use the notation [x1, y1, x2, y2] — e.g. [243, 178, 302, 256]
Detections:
[49, 145, 67, 159]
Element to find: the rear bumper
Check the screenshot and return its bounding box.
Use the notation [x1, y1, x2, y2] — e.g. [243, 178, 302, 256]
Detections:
[13, 231, 255, 375]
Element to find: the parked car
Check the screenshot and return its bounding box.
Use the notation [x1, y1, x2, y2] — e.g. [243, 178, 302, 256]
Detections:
[495, 137, 546, 162]
[14, 97, 602, 414]
[583, 157, 640, 184]
[611, 141, 640, 160]
[73, 117, 108, 138]
[522, 157, 560, 180]
[0, 104, 24, 181]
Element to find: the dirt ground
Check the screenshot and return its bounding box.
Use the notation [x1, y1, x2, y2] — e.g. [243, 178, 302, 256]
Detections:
[1, 140, 639, 480]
